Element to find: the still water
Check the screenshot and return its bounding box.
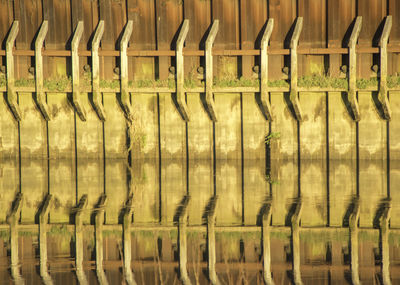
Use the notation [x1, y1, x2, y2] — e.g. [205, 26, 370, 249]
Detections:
[0, 158, 399, 284]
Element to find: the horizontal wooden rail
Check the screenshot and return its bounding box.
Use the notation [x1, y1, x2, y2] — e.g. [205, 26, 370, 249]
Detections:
[1, 46, 399, 58]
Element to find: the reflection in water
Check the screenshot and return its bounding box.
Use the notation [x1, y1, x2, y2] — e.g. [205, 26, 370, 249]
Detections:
[0, 159, 399, 284]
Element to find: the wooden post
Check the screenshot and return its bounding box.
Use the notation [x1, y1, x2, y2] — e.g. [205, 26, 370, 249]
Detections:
[349, 198, 360, 285]
[7, 193, 24, 285]
[71, 21, 87, 121]
[175, 19, 191, 121]
[348, 17, 362, 121]
[75, 195, 89, 285]
[262, 201, 274, 285]
[95, 195, 109, 285]
[35, 21, 51, 121]
[291, 198, 303, 285]
[123, 194, 136, 285]
[5, 21, 22, 121]
[379, 200, 391, 285]
[260, 19, 274, 121]
[378, 16, 392, 120]
[207, 196, 220, 285]
[178, 196, 191, 285]
[39, 195, 54, 285]
[205, 21, 219, 122]
[289, 18, 303, 122]
[120, 20, 133, 121]
[91, 20, 107, 121]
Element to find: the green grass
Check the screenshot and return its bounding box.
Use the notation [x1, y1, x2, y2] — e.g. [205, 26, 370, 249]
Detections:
[298, 75, 348, 89]
[44, 76, 72, 91]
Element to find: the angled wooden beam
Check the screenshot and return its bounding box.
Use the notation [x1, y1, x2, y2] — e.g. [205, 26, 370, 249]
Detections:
[379, 199, 391, 285]
[175, 19, 190, 121]
[260, 19, 274, 121]
[178, 196, 191, 285]
[75, 195, 89, 285]
[378, 16, 392, 120]
[5, 21, 22, 121]
[72, 21, 87, 121]
[347, 17, 362, 121]
[289, 18, 303, 121]
[95, 195, 109, 285]
[91, 20, 107, 121]
[349, 198, 360, 285]
[7, 193, 24, 285]
[120, 20, 133, 121]
[205, 20, 219, 122]
[123, 194, 137, 285]
[39, 195, 54, 285]
[35, 21, 51, 121]
[290, 198, 303, 285]
[207, 195, 220, 285]
[262, 201, 274, 285]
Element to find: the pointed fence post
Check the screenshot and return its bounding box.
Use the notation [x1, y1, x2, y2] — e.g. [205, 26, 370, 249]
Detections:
[378, 16, 392, 120]
[205, 21, 219, 122]
[260, 19, 274, 121]
[120, 21, 133, 121]
[5, 21, 22, 121]
[289, 18, 303, 121]
[71, 21, 87, 121]
[175, 19, 191, 121]
[35, 21, 51, 120]
[91, 20, 107, 121]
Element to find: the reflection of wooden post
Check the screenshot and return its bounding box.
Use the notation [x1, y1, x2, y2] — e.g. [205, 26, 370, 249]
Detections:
[75, 195, 88, 285]
[289, 18, 303, 121]
[207, 196, 220, 285]
[291, 199, 303, 285]
[175, 20, 190, 121]
[378, 16, 392, 120]
[262, 201, 274, 285]
[39, 195, 54, 285]
[95, 195, 108, 285]
[379, 200, 391, 285]
[91, 20, 107, 121]
[260, 19, 274, 121]
[5, 21, 22, 121]
[347, 17, 362, 121]
[349, 198, 360, 285]
[178, 196, 191, 285]
[71, 21, 87, 121]
[120, 21, 133, 121]
[123, 195, 137, 285]
[205, 21, 219, 122]
[7, 193, 24, 285]
[34, 21, 51, 121]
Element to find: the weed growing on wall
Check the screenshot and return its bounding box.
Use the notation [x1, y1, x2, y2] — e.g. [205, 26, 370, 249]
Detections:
[44, 76, 72, 91]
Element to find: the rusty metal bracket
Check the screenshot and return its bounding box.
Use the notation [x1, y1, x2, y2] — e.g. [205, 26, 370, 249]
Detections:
[72, 21, 87, 121]
[348, 17, 362, 121]
[91, 20, 107, 121]
[120, 20, 133, 121]
[175, 19, 191, 122]
[35, 21, 51, 121]
[289, 18, 303, 121]
[6, 21, 22, 121]
[260, 19, 274, 121]
[205, 20, 219, 122]
[378, 16, 392, 120]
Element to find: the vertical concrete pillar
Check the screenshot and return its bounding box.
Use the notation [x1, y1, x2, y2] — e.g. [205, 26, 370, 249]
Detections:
[122, 195, 136, 285]
[262, 202, 274, 285]
[34, 21, 51, 120]
[291, 199, 303, 285]
[178, 196, 191, 285]
[175, 19, 190, 121]
[379, 200, 391, 285]
[204, 21, 219, 122]
[347, 17, 362, 121]
[91, 20, 106, 121]
[5, 21, 21, 121]
[120, 20, 133, 120]
[39, 195, 54, 285]
[7, 193, 24, 285]
[349, 198, 360, 285]
[75, 195, 88, 285]
[207, 196, 220, 285]
[378, 16, 392, 120]
[71, 21, 87, 121]
[289, 18, 303, 121]
[95, 195, 108, 285]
